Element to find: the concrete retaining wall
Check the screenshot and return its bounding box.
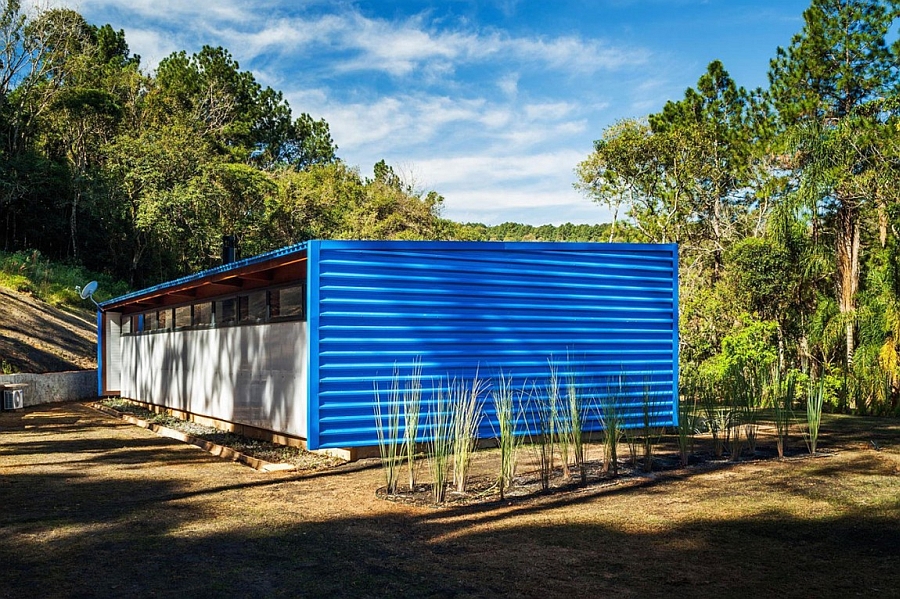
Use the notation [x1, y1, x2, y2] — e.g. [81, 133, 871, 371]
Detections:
[0, 370, 97, 407]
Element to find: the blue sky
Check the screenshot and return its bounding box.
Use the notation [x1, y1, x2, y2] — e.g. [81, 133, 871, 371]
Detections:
[59, 0, 811, 225]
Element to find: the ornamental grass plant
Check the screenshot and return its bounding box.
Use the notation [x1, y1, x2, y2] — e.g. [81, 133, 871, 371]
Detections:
[772, 368, 797, 458]
[426, 386, 454, 503]
[492, 371, 527, 499]
[451, 374, 486, 494]
[403, 359, 424, 489]
[373, 367, 404, 495]
[804, 377, 825, 454]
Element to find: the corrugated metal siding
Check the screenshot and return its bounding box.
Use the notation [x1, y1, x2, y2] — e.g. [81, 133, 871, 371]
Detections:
[308, 240, 678, 450]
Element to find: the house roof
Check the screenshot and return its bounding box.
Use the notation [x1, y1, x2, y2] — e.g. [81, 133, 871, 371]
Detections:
[100, 239, 677, 314]
[100, 241, 309, 314]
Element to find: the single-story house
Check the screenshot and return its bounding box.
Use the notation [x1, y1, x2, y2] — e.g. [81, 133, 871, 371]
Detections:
[98, 240, 679, 454]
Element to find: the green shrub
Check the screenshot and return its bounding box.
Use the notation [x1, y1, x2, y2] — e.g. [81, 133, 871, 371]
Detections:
[0, 249, 130, 309]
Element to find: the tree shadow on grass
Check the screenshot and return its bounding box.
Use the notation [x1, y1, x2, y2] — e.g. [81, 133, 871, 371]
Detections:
[818, 414, 900, 448]
[1, 483, 898, 599]
[3, 405, 899, 598]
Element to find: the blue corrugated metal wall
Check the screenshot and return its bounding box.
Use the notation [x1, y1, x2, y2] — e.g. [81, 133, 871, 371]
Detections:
[307, 240, 678, 450]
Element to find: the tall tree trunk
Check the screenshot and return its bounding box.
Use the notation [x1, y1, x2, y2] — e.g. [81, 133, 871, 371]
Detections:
[799, 333, 810, 375]
[776, 321, 786, 374]
[711, 196, 724, 282]
[70, 189, 79, 259]
[608, 198, 620, 243]
[835, 200, 860, 371]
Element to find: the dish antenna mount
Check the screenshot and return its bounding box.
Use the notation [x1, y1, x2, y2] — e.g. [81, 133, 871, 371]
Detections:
[75, 280, 100, 309]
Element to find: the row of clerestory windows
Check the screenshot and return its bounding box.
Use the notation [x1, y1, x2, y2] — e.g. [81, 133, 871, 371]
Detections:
[121, 283, 306, 335]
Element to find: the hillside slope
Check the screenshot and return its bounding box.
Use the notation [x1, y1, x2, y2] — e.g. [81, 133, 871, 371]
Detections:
[0, 288, 96, 373]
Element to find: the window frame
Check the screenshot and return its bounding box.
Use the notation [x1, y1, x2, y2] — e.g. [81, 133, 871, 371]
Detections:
[126, 281, 307, 335]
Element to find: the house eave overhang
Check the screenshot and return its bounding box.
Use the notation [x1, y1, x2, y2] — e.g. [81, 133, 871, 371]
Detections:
[100, 241, 309, 314]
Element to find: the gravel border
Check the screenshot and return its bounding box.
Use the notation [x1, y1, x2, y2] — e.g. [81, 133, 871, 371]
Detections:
[89, 399, 345, 472]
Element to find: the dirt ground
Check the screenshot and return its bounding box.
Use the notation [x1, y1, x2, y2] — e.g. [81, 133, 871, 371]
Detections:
[1, 403, 899, 599]
[0, 288, 96, 373]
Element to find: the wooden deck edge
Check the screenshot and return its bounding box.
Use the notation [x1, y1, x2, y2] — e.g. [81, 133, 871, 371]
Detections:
[85, 402, 296, 473]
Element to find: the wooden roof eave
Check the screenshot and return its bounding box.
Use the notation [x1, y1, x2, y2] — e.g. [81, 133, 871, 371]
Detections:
[104, 255, 308, 314]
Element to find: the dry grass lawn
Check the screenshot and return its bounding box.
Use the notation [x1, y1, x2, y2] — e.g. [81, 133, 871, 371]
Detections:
[1, 403, 898, 598]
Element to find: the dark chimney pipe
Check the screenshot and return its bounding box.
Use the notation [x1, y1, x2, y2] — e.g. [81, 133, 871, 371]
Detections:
[222, 235, 237, 265]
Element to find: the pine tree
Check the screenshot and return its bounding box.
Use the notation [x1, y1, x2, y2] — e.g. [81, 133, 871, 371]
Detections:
[768, 0, 899, 371]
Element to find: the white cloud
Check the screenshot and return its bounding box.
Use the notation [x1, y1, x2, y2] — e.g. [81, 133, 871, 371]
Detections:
[506, 36, 648, 72]
[496, 120, 587, 149]
[324, 19, 646, 78]
[118, 28, 181, 68]
[628, 77, 675, 114]
[414, 150, 585, 190]
[523, 102, 576, 121]
[70, 1, 648, 79]
[336, 13, 481, 77]
[287, 89, 592, 158]
[442, 187, 607, 226]
[479, 108, 513, 129]
[71, 0, 253, 23]
[57, 0, 661, 226]
[309, 95, 491, 149]
[497, 72, 519, 97]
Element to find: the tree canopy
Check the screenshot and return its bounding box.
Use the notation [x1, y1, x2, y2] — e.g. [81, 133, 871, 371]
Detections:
[0, 2, 450, 286]
[577, 0, 900, 413]
[3, 0, 898, 413]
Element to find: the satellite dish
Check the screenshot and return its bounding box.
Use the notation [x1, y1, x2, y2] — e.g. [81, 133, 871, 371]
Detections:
[76, 281, 101, 309]
[79, 280, 98, 300]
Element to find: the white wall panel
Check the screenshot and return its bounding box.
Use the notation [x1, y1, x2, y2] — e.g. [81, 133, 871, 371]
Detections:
[103, 312, 123, 394]
[120, 322, 308, 438]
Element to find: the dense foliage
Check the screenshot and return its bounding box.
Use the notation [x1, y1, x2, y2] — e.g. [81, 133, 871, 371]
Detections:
[0, 0, 644, 290]
[577, 0, 900, 414]
[5, 1, 898, 415]
[0, 2, 454, 287]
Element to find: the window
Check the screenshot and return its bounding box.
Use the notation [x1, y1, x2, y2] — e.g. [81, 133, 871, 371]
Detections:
[174, 305, 191, 329]
[239, 291, 267, 324]
[216, 298, 236, 326]
[131, 281, 306, 334]
[192, 302, 212, 327]
[158, 309, 172, 331]
[270, 285, 304, 320]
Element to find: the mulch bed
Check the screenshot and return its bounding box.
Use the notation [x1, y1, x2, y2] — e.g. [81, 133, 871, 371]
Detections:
[374, 442, 830, 508]
[93, 399, 345, 471]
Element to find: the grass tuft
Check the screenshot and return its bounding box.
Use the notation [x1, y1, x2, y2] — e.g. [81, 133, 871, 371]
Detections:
[492, 371, 527, 499]
[403, 358, 423, 490]
[451, 373, 487, 494]
[804, 377, 825, 454]
[599, 376, 625, 477]
[773, 368, 797, 458]
[373, 367, 404, 495]
[565, 371, 590, 485]
[426, 386, 454, 503]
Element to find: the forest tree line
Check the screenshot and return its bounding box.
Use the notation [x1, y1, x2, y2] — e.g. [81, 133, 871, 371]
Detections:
[4, 0, 899, 414]
[577, 0, 900, 414]
[0, 1, 623, 288]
